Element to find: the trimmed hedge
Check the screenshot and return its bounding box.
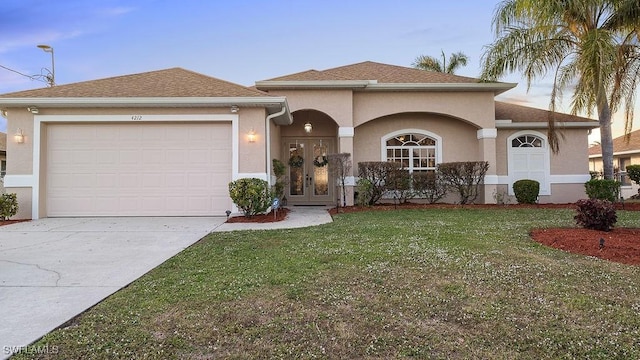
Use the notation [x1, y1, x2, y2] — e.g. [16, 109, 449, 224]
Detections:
[513, 179, 540, 204]
[228, 178, 273, 218]
[584, 179, 620, 202]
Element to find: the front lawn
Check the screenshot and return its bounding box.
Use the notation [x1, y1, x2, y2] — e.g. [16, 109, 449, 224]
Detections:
[16, 209, 640, 359]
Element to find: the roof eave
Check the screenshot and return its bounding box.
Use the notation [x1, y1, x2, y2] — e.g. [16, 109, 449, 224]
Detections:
[0, 96, 294, 125]
[255, 80, 375, 90]
[496, 120, 599, 129]
[255, 80, 517, 94]
[0, 96, 288, 108]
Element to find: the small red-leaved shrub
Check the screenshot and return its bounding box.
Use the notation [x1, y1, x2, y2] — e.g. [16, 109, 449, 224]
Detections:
[574, 199, 617, 232]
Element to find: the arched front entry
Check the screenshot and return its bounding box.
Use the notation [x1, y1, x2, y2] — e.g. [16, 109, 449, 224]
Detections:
[281, 109, 339, 205]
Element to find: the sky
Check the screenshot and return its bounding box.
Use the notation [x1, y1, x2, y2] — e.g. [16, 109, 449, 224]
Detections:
[0, 0, 636, 143]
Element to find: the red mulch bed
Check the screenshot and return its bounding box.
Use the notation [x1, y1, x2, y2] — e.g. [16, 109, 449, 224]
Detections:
[530, 228, 640, 266]
[0, 220, 29, 227]
[226, 208, 290, 223]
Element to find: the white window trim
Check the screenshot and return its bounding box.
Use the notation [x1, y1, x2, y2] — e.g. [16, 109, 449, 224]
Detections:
[380, 129, 443, 166]
[507, 130, 551, 196]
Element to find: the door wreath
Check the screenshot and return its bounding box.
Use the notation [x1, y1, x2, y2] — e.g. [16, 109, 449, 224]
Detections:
[289, 154, 304, 168]
[313, 155, 328, 167]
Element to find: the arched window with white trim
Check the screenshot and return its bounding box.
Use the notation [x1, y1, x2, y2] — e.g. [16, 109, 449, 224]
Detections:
[381, 129, 443, 173]
[508, 131, 550, 195]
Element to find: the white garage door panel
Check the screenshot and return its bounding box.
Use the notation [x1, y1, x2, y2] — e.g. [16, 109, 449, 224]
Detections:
[46, 123, 232, 217]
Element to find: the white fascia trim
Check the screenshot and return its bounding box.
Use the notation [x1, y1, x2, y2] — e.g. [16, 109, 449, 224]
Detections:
[364, 82, 517, 94]
[255, 80, 375, 89]
[235, 173, 269, 181]
[339, 127, 355, 137]
[477, 128, 497, 139]
[3, 175, 35, 187]
[589, 149, 640, 158]
[0, 97, 288, 108]
[496, 121, 599, 129]
[32, 113, 239, 220]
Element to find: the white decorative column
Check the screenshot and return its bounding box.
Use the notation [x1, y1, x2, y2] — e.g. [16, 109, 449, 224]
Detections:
[338, 126, 355, 206]
[477, 128, 498, 204]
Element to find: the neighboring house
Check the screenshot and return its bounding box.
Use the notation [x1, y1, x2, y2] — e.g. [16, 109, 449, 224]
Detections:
[0, 132, 6, 190]
[589, 129, 640, 199]
[0, 61, 598, 219]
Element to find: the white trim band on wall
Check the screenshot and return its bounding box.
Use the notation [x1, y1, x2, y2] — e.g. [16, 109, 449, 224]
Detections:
[477, 128, 497, 139]
[235, 173, 269, 181]
[339, 127, 355, 137]
[3, 175, 35, 187]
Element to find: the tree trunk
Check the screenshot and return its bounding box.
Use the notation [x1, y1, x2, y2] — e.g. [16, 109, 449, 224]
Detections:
[597, 91, 615, 180]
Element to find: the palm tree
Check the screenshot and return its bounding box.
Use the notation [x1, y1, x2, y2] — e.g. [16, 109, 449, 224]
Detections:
[481, 0, 640, 180]
[413, 50, 469, 74]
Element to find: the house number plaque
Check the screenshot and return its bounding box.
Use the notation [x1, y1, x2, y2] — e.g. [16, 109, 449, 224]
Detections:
[131, 115, 143, 120]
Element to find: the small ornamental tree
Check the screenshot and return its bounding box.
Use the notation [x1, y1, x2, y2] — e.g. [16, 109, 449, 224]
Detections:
[328, 153, 352, 208]
[228, 178, 273, 218]
[387, 168, 413, 204]
[438, 161, 489, 204]
[272, 159, 286, 200]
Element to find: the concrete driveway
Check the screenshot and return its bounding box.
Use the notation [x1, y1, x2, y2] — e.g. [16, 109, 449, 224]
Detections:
[0, 217, 224, 358]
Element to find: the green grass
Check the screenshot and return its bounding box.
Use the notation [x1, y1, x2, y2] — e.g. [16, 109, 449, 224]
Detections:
[15, 209, 640, 359]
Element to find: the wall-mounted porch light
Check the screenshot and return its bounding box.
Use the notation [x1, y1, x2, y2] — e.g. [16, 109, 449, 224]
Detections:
[304, 122, 312, 133]
[0, 110, 7, 118]
[248, 128, 256, 143]
[230, 105, 239, 113]
[27, 106, 39, 114]
[14, 128, 24, 143]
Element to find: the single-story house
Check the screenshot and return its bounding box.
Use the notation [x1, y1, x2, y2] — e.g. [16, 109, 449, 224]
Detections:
[0, 131, 6, 180]
[0, 61, 598, 219]
[589, 129, 640, 198]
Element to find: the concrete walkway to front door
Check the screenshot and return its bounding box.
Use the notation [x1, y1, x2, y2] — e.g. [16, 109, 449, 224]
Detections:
[0, 217, 224, 359]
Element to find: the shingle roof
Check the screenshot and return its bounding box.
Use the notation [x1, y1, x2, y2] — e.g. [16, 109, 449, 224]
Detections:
[589, 129, 640, 156]
[0, 68, 268, 98]
[496, 101, 597, 123]
[265, 61, 481, 83]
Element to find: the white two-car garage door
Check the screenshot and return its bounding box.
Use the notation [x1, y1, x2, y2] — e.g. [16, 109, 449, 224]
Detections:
[46, 122, 232, 217]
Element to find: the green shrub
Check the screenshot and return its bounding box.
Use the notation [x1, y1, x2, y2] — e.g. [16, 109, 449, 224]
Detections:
[272, 159, 286, 200]
[627, 165, 640, 185]
[584, 179, 620, 202]
[0, 193, 18, 220]
[437, 161, 489, 204]
[387, 168, 413, 204]
[228, 178, 273, 218]
[513, 179, 540, 204]
[357, 161, 400, 205]
[355, 178, 373, 206]
[412, 171, 447, 203]
[574, 198, 617, 231]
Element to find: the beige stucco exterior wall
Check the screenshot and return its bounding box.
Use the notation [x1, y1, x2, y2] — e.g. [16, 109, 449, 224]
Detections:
[353, 92, 495, 129]
[3, 105, 268, 219]
[353, 113, 479, 166]
[267, 89, 353, 128]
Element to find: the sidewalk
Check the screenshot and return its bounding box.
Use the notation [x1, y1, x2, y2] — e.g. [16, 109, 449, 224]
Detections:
[212, 206, 333, 232]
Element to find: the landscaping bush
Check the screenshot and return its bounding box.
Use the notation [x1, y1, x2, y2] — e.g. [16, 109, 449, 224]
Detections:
[387, 168, 413, 204]
[355, 178, 373, 206]
[228, 178, 273, 217]
[357, 161, 400, 205]
[272, 159, 286, 200]
[412, 171, 447, 203]
[584, 179, 620, 202]
[513, 179, 540, 204]
[627, 165, 640, 199]
[0, 193, 18, 220]
[437, 161, 489, 204]
[574, 198, 617, 231]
